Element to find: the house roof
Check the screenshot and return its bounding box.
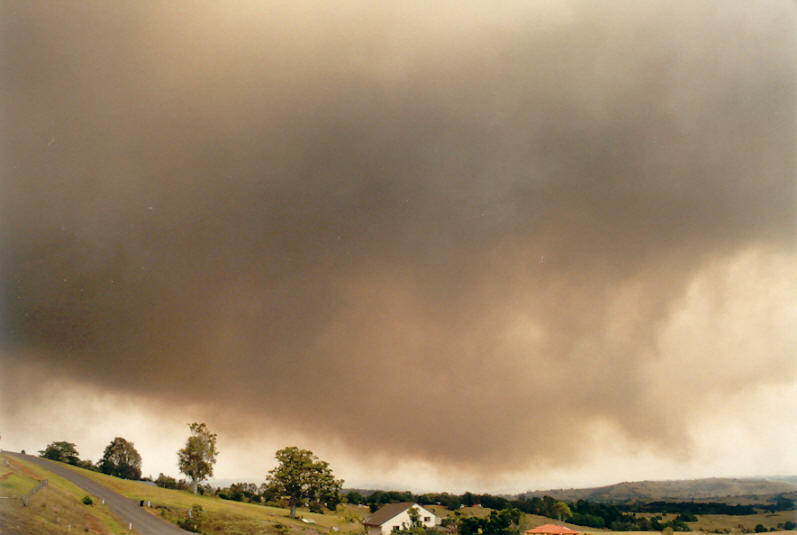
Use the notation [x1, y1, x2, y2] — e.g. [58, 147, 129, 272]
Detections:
[364, 502, 427, 527]
[526, 524, 579, 535]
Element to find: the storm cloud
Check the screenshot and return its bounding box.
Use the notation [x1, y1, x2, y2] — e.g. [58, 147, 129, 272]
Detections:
[2, 1, 795, 477]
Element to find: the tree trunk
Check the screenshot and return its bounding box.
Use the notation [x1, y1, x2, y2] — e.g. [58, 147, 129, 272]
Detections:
[290, 499, 297, 518]
[192, 480, 198, 495]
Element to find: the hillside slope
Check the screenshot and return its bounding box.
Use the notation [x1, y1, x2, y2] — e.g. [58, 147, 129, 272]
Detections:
[0, 453, 128, 535]
[521, 478, 797, 503]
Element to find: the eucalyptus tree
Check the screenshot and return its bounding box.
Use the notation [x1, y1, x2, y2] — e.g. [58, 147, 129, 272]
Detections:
[178, 422, 219, 495]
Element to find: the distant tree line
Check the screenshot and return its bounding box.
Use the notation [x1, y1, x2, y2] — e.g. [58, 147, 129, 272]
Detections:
[618, 501, 759, 516]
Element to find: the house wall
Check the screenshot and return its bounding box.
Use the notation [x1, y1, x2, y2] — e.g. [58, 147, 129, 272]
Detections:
[379, 506, 439, 535]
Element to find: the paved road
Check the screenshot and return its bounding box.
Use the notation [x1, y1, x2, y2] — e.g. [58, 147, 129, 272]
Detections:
[5, 452, 188, 535]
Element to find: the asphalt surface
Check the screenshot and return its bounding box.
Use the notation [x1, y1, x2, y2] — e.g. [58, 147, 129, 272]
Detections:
[5, 451, 188, 535]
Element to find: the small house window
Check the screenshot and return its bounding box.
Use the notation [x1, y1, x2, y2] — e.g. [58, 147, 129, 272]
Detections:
[424, 517, 431, 522]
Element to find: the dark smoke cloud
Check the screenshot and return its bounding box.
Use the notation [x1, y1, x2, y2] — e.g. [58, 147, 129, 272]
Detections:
[2, 1, 795, 474]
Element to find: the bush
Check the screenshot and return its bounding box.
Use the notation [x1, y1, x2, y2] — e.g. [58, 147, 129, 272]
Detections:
[178, 504, 204, 532]
[82, 495, 93, 506]
[755, 525, 767, 533]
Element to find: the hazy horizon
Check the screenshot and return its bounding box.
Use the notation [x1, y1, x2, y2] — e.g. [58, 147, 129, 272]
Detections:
[2, 0, 795, 494]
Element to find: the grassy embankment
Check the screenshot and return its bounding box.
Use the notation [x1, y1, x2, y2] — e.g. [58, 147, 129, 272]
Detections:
[58, 460, 366, 535]
[0, 453, 129, 535]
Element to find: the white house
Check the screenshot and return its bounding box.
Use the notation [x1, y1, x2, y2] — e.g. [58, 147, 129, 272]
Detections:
[363, 503, 440, 535]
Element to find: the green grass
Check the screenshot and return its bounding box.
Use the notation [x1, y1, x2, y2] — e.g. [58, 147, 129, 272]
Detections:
[0, 472, 40, 497]
[55, 461, 365, 535]
[0, 454, 129, 535]
[687, 511, 797, 532]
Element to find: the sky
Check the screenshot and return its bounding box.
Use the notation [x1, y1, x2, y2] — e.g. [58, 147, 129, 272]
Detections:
[1, 1, 796, 494]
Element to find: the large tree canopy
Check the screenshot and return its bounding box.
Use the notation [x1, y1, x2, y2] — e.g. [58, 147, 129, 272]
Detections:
[265, 446, 342, 518]
[178, 422, 219, 495]
[39, 441, 80, 465]
[98, 436, 142, 480]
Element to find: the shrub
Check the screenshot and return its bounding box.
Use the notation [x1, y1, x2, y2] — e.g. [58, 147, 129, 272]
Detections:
[82, 495, 93, 505]
[178, 504, 204, 532]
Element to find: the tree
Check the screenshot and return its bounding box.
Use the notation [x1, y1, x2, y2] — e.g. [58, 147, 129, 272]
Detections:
[177, 422, 219, 495]
[98, 437, 142, 480]
[552, 501, 572, 521]
[75, 458, 98, 471]
[265, 446, 343, 519]
[39, 441, 80, 465]
[407, 506, 422, 528]
[345, 491, 365, 505]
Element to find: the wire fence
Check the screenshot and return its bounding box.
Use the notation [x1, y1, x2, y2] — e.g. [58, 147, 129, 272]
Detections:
[20, 479, 48, 506]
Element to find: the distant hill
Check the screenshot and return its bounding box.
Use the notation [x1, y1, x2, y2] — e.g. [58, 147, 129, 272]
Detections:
[520, 477, 797, 503]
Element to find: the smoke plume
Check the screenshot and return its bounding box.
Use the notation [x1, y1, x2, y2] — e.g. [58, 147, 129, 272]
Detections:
[2, 1, 795, 476]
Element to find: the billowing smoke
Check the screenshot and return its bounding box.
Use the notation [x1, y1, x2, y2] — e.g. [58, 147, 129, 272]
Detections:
[2, 1, 795, 476]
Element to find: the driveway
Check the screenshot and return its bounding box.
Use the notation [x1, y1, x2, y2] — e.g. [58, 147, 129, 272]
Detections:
[5, 452, 188, 535]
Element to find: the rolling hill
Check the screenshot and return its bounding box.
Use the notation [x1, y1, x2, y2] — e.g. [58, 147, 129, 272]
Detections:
[520, 477, 797, 503]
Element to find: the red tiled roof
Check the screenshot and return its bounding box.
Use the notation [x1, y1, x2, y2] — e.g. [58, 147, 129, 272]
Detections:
[526, 524, 579, 535]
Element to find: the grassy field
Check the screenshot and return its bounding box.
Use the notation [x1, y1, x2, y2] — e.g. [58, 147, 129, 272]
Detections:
[686, 511, 796, 532]
[633, 511, 796, 533]
[0, 453, 129, 535]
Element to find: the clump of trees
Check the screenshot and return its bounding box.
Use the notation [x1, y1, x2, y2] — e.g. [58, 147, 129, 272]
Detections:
[459, 509, 522, 535]
[218, 482, 260, 503]
[38, 437, 143, 478]
[155, 473, 189, 490]
[39, 441, 81, 465]
[38, 440, 97, 471]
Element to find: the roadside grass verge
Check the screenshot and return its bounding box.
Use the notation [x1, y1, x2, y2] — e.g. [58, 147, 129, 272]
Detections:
[0, 453, 128, 535]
